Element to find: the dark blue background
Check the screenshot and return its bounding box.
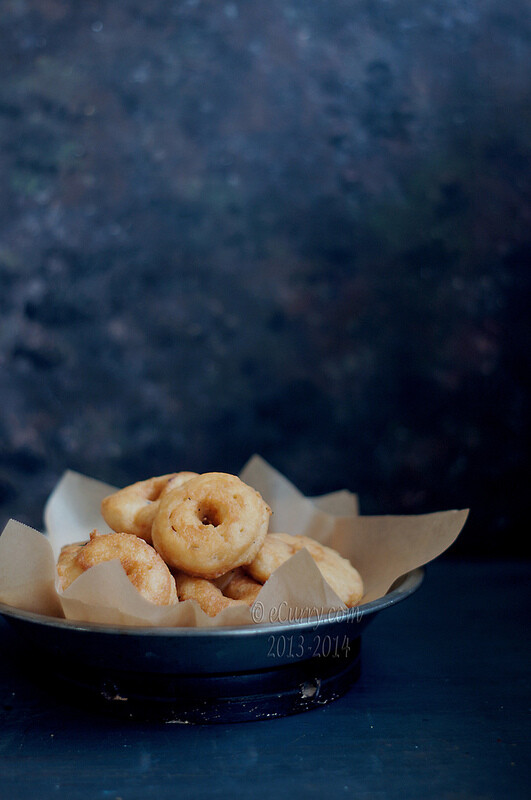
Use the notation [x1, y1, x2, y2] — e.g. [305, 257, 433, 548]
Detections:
[0, 0, 529, 555]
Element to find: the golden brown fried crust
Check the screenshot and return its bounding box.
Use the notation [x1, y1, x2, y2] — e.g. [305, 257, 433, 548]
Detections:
[245, 532, 364, 607]
[174, 573, 248, 617]
[222, 567, 262, 604]
[56, 540, 86, 589]
[151, 472, 271, 579]
[57, 530, 177, 606]
[100, 472, 198, 543]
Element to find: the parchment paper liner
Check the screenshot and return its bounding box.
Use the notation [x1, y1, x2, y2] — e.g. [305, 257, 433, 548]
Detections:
[0, 455, 468, 628]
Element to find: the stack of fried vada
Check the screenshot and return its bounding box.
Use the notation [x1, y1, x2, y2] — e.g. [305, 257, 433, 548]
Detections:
[56, 470, 364, 617]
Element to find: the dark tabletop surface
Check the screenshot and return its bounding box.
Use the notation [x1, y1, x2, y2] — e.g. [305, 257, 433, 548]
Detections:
[0, 559, 529, 799]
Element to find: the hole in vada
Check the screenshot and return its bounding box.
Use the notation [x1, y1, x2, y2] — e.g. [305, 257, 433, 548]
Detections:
[197, 501, 222, 527]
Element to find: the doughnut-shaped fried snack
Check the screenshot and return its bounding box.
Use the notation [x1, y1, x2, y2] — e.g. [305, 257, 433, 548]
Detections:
[151, 472, 271, 579]
[222, 567, 262, 604]
[101, 472, 198, 543]
[57, 530, 177, 606]
[56, 541, 86, 588]
[174, 573, 248, 617]
[245, 532, 364, 607]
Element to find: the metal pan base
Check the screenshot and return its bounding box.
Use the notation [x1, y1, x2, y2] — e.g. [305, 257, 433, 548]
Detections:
[28, 637, 362, 723]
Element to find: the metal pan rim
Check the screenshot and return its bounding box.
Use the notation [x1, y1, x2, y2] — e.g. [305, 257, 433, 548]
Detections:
[0, 567, 423, 638]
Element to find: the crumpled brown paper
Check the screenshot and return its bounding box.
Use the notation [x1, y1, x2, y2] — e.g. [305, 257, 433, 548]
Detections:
[0, 455, 468, 627]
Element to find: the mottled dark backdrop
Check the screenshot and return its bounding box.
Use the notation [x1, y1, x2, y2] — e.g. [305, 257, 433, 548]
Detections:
[0, 0, 529, 556]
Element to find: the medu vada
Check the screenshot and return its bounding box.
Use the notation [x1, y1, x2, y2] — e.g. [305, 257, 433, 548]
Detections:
[221, 567, 262, 604]
[57, 530, 178, 606]
[174, 568, 261, 617]
[245, 532, 364, 607]
[101, 472, 198, 544]
[151, 472, 271, 578]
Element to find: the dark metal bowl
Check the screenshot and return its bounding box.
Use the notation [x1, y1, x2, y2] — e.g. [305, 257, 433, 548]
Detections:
[0, 568, 423, 723]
